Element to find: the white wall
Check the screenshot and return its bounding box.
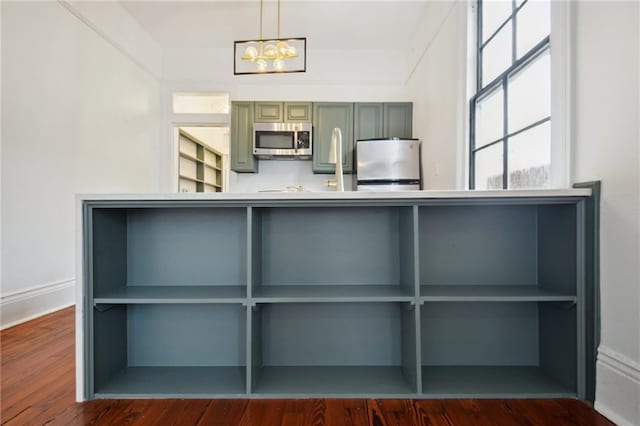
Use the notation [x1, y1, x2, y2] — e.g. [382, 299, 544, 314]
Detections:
[163, 47, 410, 102]
[63, 1, 163, 77]
[407, 0, 467, 190]
[0, 1, 162, 328]
[229, 161, 347, 193]
[0, 0, 3, 317]
[571, 2, 640, 424]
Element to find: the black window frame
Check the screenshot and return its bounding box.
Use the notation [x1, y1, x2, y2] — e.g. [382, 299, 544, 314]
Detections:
[470, 0, 551, 189]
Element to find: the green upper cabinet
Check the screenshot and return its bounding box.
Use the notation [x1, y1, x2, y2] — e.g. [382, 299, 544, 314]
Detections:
[255, 102, 283, 122]
[312, 103, 354, 174]
[255, 102, 312, 122]
[383, 103, 413, 138]
[354, 103, 384, 141]
[231, 101, 257, 173]
[284, 102, 312, 122]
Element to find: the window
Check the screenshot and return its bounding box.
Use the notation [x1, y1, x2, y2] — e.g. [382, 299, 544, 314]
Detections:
[470, 0, 551, 189]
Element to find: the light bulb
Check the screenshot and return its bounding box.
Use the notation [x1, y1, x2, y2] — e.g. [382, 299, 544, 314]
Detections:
[243, 46, 258, 61]
[264, 44, 277, 58]
[256, 59, 267, 72]
[276, 41, 289, 56]
[274, 58, 285, 71]
[286, 45, 297, 57]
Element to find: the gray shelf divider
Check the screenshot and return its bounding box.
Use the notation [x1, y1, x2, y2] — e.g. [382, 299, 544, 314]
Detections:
[248, 206, 262, 299]
[95, 366, 247, 398]
[253, 366, 414, 396]
[94, 285, 246, 304]
[421, 366, 576, 398]
[252, 284, 413, 303]
[419, 285, 577, 302]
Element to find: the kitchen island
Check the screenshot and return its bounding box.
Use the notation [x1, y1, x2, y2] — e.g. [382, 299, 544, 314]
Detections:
[76, 189, 592, 401]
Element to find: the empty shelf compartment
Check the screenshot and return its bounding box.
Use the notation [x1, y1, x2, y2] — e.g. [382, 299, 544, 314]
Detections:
[252, 302, 418, 395]
[418, 204, 577, 298]
[91, 207, 247, 302]
[250, 207, 416, 298]
[420, 302, 577, 397]
[93, 304, 247, 397]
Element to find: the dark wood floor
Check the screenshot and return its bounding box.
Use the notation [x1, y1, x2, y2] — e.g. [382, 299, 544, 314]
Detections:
[1, 307, 614, 425]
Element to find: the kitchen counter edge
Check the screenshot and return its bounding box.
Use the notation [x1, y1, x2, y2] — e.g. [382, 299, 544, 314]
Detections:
[76, 189, 591, 202]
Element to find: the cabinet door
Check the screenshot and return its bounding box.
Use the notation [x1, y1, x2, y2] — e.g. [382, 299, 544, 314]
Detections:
[383, 103, 413, 138]
[354, 103, 384, 141]
[231, 101, 257, 173]
[255, 102, 283, 122]
[312, 103, 354, 174]
[284, 102, 312, 122]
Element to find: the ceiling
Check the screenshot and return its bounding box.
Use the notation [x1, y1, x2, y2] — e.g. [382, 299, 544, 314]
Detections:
[119, 1, 429, 49]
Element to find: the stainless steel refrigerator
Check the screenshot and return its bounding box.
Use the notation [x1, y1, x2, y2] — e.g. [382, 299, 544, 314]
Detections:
[355, 138, 421, 191]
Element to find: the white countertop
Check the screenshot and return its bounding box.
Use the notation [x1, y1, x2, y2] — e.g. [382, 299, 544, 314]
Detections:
[77, 189, 591, 202]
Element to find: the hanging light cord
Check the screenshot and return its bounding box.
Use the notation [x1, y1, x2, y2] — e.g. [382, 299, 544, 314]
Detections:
[259, 0, 263, 40]
[277, 0, 281, 39]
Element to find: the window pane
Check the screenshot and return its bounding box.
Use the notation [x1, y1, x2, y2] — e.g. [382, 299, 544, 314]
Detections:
[482, 1, 513, 42]
[482, 23, 512, 86]
[474, 143, 504, 190]
[516, 0, 550, 58]
[475, 86, 504, 148]
[508, 121, 550, 189]
[508, 49, 550, 133]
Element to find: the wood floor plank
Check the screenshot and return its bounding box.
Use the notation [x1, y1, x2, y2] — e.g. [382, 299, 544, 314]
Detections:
[414, 399, 458, 426]
[45, 399, 128, 426]
[2, 358, 76, 422]
[197, 400, 249, 426]
[556, 399, 615, 426]
[300, 399, 328, 426]
[324, 399, 370, 426]
[0, 307, 616, 426]
[281, 400, 305, 426]
[367, 399, 418, 426]
[123, 399, 211, 426]
[238, 399, 286, 426]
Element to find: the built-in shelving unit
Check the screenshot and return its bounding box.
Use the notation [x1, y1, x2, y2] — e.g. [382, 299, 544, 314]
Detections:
[178, 130, 223, 192]
[81, 193, 589, 400]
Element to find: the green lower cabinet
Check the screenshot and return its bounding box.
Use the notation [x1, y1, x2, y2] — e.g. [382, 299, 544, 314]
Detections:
[383, 103, 413, 139]
[231, 102, 257, 173]
[354, 103, 384, 141]
[312, 103, 354, 174]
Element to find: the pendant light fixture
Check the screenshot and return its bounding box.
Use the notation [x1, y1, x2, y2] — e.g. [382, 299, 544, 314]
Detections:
[233, 0, 306, 75]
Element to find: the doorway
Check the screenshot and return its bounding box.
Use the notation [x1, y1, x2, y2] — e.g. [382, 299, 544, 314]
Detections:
[175, 126, 230, 192]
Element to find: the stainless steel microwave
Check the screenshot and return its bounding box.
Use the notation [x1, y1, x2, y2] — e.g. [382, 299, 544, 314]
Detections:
[253, 122, 312, 159]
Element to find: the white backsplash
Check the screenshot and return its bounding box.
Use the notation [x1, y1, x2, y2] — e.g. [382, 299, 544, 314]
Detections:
[228, 160, 353, 193]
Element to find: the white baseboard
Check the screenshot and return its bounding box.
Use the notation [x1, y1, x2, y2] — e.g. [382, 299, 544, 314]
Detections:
[595, 346, 640, 426]
[1, 279, 75, 329]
